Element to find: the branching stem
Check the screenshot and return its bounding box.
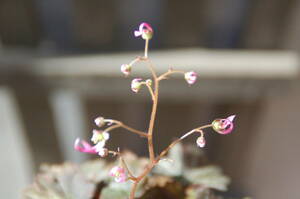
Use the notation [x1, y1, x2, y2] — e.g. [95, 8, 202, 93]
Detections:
[156, 124, 212, 161]
[103, 121, 148, 138]
[158, 69, 185, 81]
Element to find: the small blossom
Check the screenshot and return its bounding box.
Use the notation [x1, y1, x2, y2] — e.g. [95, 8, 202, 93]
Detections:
[74, 138, 97, 154]
[94, 116, 105, 127]
[146, 79, 152, 86]
[109, 166, 127, 183]
[185, 71, 197, 85]
[196, 136, 206, 148]
[91, 130, 110, 145]
[212, 115, 236, 135]
[121, 64, 132, 76]
[134, 22, 153, 40]
[97, 147, 108, 157]
[131, 78, 143, 93]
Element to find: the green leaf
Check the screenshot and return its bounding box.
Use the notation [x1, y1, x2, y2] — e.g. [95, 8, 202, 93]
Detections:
[183, 166, 230, 191]
[153, 143, 184, 176]
[100, 187, 129, 199]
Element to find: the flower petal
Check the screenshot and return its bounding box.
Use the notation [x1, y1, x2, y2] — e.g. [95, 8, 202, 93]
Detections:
[74, 138, 97, 154]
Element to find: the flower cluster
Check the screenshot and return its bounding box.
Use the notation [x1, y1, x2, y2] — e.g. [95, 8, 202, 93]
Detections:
[74, 118, 110, 157]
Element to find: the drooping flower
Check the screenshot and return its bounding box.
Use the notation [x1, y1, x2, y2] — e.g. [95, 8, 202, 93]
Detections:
[131, 78, 143, 93]
[109, 166, 127, 183]
[91, 130, 110, 146]
[212, 115, 236, 135]
[94, 116, 105, 127]
[74, 138, 97, 154]
[184, 71, 197, 85]
[134, 22, 153, 40]
[121, 64, 132, 76]
[196, 136, 206, 148]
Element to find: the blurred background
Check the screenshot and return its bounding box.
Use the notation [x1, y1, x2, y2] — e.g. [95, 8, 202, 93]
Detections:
[1, 0, 300, 198]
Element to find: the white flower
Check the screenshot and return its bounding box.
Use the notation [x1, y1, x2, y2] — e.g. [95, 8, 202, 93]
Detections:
[91, 130, 110, 146]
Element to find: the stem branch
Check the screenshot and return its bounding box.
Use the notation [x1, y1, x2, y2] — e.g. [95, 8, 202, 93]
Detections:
[156, 124, 212, 161]
[104, 121, 148, 138]
[144, 39, 149, 58]
[158, 69, 185, 81]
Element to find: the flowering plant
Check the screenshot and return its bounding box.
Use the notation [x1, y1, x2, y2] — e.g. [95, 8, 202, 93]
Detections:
[74, 22, 236, 199]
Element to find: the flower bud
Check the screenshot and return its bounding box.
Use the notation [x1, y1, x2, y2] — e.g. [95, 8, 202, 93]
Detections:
[212, 115, 236, 135]
[131, 78, 142, 93]
[94, 116, 105, 127]
[185, 71, 197, 85]
[196, 136, 206, 148]
[121, 64, 131, 76]
[146, 79, 152, 86]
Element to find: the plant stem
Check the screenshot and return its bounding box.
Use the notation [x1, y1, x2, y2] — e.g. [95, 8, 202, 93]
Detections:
[129, 181, 138, 199]
[145, 83, 155, 101]
[103, 121, 148, 138]
[144, 39, 149, 58]
[157, 70, 185, 81]
[147, 79, 159, 162]
[120, 156, 136, 180]
[156, 124, 212, 161]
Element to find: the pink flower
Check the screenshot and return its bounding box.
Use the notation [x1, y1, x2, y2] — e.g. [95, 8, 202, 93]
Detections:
[121, 64, 132, 76]
[196, 136, 206, 148]
[131, 78, 142, 93]
[134, 22, 153, 40]
[74, 138, 97, 154]
[212, 115, 236, 135]
[184, 71, 197, 85]
[109, 166, 127, 183]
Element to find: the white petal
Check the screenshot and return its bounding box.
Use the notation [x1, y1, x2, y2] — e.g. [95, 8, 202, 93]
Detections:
[103, 132, 110, 140]
[95, 141, 105, 151]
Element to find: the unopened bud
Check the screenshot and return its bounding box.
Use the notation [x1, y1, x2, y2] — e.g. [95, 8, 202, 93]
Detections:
[131, 78, 142, 93]
[121, 64, 132, 76]
[94, 117, 105, 127]
[184, 71, 197, 85]
[196, 136, 206, 148]
[146, 79, 152, 86]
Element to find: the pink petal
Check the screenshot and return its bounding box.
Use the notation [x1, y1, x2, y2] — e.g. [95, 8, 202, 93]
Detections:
[74, 138, 97, 154]
[139, 22, 153, 33]
[134, 22, 153, 37]
[227, 115, 236, 122]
